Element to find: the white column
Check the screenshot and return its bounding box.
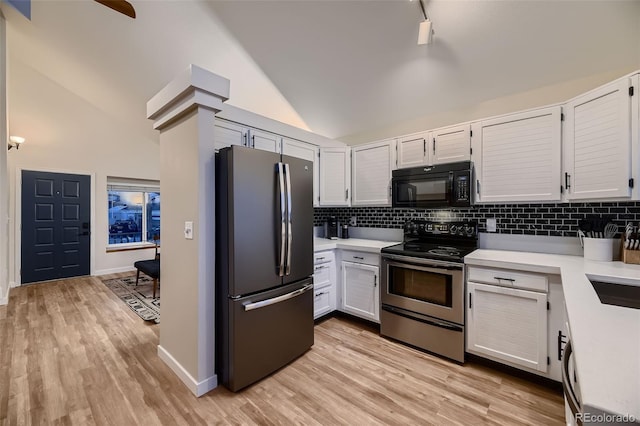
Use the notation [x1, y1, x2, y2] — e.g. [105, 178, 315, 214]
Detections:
[147, 65, 229, 396]
[0, 11, 9, 305]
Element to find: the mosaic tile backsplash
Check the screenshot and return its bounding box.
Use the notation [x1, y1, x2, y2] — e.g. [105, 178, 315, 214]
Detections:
[314, 202, 640, 237]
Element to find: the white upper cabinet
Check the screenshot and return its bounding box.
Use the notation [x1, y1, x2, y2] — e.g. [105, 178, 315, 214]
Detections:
[563, 78, 634, 200]
[472, 106, 562, 203]
[352, 139, 396, 206]
[282, 137, 320, 207]
[249, 128, 281, 153]
[397, 132, 429, 168]
[633, 74, 639, 201]
[432, 123, 471, 164]
[214, 119, 248, 151]
[319, 147, 351, 206]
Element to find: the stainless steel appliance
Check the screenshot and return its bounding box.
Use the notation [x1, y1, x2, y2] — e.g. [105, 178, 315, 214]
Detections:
[216, 145, 314, 392]
[391, 161, 473, 208]
[380, 220, 478, 363]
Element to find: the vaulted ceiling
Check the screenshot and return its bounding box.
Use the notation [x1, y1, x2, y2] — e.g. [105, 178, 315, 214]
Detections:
[210, 0, 640, 141]
[3, 0, 640, 144]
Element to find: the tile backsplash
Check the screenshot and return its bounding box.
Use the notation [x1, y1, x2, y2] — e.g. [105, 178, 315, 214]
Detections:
[314, 202, 640, 237]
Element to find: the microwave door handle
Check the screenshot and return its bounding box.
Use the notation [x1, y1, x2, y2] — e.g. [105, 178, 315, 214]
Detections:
[448, 172, 454, 203]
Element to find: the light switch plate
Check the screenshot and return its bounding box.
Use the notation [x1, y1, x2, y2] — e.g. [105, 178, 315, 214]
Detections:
[184, 221, 194, 239]
[487, 218, 497, 233]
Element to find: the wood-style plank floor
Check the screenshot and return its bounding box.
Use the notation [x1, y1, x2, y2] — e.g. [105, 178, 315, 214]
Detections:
[0, 274, 565, 425]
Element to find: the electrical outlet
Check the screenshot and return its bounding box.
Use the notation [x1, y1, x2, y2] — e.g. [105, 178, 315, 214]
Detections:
[184, 221, 194, 239]
[487, 218, 497, 233]
[349, 216, 357, 226]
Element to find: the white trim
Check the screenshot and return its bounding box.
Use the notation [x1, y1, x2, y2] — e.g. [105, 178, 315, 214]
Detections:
[106, 242, 156, 251]
[94, 266, 137, 276]
[157, 345, 218, 397]
[15, 167, 96, 286]
[9, 281, 17, 288]
[147, 65, 230, 131]
[0, 286, 8, 305]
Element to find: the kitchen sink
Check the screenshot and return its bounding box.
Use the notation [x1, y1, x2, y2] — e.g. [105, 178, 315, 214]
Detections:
[589, 279, 640, 309]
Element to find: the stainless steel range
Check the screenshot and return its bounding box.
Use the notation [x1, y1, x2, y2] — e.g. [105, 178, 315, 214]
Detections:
[380, 220, 478, 363]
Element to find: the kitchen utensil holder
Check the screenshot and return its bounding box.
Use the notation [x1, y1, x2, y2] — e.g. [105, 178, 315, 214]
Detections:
[583, 238, 617, 262]
[621, 236, 640, 265]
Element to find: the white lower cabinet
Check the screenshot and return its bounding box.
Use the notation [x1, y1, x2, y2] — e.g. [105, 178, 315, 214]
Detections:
[467, 281, 548, 372]
[313, 251, 336, 319]
[341, 259, 380, 323]
[466, 265, 566, 381]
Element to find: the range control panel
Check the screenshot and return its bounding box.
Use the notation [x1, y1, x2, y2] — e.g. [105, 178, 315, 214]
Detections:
[404, 220, 477, 238]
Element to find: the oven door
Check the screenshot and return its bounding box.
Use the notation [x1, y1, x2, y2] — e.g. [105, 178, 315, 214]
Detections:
[392, 171, 452, 208]
[381, 255, 464, 325]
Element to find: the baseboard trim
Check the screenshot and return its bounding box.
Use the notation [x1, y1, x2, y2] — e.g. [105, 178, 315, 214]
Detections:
[94, 266, 137, 276]
[9, 281, 17, 288]
[0, 287, 8, 305]
[157, 345, 217, 397]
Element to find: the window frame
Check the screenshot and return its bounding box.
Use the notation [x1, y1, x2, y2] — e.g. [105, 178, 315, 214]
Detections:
[107, 178, 160, 250]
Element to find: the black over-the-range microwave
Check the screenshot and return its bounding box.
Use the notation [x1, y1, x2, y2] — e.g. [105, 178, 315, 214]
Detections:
[391, 161, 474, 208]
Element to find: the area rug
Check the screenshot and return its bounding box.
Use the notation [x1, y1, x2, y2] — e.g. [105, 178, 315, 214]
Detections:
[101, 275, 160, 323]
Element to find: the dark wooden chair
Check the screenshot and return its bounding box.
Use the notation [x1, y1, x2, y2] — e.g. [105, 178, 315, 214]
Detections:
[134, 242, 160, 298]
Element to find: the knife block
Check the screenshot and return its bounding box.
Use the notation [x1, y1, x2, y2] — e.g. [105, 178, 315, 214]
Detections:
[621, 236, 640, 264]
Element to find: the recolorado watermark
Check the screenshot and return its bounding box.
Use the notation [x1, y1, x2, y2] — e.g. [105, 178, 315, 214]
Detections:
[576, 413, 637, 423]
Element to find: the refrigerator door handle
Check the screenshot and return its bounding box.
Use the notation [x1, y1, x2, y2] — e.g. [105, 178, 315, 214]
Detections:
[277, 162, 286, 277]
[285, 163, 293, 275]
[243, 284, 313, 311]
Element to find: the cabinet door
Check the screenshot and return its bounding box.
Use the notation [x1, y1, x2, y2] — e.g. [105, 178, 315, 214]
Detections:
[564, 78, 633, 200]
[397, 133, 428, 168]
[467, 281, 548, 372]
[319, 147, 351, 206]
[214, 120, 248, 151]
[282, 138, 320, 207]
[473, 106, 562, 203]
[341, 261, 379, 322]
[352, 140, 395, 206]
[432, 123, 471, 164]
[249, 128, 281, 153]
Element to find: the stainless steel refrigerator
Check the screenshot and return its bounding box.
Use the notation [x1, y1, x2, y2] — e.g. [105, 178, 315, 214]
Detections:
[216, 145, 314, 392]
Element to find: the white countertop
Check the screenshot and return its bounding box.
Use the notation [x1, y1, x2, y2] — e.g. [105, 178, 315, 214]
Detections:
[314, 237, 401, 254]
[465, 250, 640, 419]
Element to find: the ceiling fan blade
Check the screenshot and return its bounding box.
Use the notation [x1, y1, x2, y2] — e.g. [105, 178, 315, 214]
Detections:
[94, 0, 136, 19]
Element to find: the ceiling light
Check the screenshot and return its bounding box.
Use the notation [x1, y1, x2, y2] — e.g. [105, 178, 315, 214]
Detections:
[417, 0, 434, 45]
[8, 135, 25, 150]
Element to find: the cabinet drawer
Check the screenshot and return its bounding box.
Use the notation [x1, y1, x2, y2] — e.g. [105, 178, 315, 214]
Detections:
[314, 251, 334, 265]
[314, 286, 333, 319]
[341, 250, 379, 266]
[313, 264, 331, 289]
[467, 266, 548, 292]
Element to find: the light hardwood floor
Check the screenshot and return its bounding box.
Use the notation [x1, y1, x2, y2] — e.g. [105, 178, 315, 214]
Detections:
[0, 275, 565, 425]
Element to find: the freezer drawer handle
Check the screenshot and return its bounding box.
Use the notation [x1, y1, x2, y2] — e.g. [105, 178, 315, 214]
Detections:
[285, 163, 293, 275]
[243, 284, 313, 312]
[277, 162, 286, 277]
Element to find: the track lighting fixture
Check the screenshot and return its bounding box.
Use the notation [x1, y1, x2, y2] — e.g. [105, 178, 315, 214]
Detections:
[417, 0, 433, 45]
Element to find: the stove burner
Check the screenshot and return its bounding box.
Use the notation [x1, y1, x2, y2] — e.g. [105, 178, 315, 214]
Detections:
[428, 248, 461, 257]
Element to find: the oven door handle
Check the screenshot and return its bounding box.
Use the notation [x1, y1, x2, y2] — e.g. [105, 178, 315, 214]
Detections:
[382, 255, 463, 271]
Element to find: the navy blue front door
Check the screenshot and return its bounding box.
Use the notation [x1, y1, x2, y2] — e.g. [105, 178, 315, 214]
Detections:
[21, 171, 91, 284]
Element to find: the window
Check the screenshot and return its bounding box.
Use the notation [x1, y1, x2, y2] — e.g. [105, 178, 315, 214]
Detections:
[108, 178, 160, 247]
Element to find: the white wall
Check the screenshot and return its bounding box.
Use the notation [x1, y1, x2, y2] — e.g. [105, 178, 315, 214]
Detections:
[7, 58, 159, 284]
[341, 67, 640, 145]
[0, 11, 9, 303]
